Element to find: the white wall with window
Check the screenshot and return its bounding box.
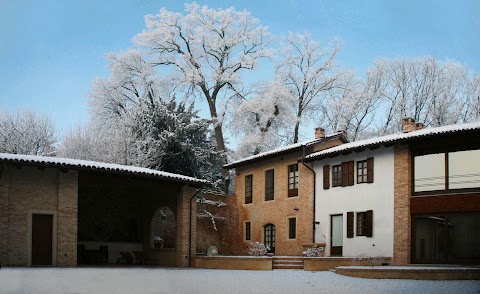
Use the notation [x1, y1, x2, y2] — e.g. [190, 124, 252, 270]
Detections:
[312, 146, 394, 258]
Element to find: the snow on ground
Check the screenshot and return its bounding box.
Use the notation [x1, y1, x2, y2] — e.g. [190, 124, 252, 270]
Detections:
[1, 268, 479, 294]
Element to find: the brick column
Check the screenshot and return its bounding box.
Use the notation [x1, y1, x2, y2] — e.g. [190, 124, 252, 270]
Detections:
[176, 185, 198, 267]
[393, 144, 411, 265]
[0, 165, 9, 266]
[57, 170, 78, 267]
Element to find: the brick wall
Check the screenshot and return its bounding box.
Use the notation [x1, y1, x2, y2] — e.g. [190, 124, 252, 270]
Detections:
[234, 152, 315, 256]
[177, 185, 197, 267]
[393, 144, 411, 265]
[1, 165, 78, 266]
[0, 165, 10, 265]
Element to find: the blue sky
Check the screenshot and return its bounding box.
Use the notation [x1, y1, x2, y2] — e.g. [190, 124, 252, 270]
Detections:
[1, 0, 479, 135]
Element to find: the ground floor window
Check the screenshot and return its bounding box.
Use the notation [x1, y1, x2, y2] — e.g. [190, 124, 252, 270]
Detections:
[412, 213, 480, 264]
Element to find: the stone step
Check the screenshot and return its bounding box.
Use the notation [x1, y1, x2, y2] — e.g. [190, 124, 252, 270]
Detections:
[273, 260, 303, 264]
[273, 264, 304, 270]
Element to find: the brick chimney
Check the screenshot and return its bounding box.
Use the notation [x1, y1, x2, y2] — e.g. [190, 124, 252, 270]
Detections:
[402, 117, 417, 133]
[314, 127, 326, 139]
[415, 122, 425, 130]
[337, 130, 347, 138]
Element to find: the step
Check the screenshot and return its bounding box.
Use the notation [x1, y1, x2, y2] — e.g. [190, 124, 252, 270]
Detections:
[273, 260, 303, 265]
[273, 264, 304, 270]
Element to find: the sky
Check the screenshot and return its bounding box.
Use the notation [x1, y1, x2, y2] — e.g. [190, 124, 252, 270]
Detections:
[1, 0, 479, 136]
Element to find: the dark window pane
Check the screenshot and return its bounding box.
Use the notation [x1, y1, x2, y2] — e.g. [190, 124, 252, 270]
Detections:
[245, 222, 251, 241]
[448, 214, 480, 260]
[245, 175, 253, 204]
[289, 218, 296, 239]
[265, 170, 275, 201]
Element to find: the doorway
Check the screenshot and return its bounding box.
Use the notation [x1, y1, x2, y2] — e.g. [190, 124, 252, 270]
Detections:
[31, 214, 53, 266]
[331, 214, 343, 256]
[264, 224, 275, 253]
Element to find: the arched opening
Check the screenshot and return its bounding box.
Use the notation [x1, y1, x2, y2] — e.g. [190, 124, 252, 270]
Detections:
[151, 206, 176, 249]
[264, 224, 275, 253]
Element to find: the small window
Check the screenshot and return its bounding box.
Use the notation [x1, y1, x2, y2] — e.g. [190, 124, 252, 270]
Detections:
[245, 175, 253, 204]
[356, 212, 367, 236]
[245, 222, 251, 241]
[288, 218, 296, 239]
[265, 169, 275, 201]
[357, 160, 367, 183]
[332, 165, 342, 187]
[288, 164, 299, 197]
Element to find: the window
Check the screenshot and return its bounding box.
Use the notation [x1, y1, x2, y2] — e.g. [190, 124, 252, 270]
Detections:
[288, 164, 299, 197]
[323, 165, 330, 189]
[414, 149, 480, 194]
[265, 169, 274, 201]
[356, 212, 367, 236]
[245, 175, 253, 204]
[357, 160, 367, 183]
[347, 210, 373, 238]
[151, 206, 176, 248]
[288, 218, 296, 239]
[264, 224, 275, 253]
[245, 222, 251, 241]
[332, 165, 342, 187]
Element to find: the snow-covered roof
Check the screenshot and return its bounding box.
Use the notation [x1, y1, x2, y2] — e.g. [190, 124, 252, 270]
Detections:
[304, 121, 480, 162]
[0, 153, 209, 185]
[224, 132, 346, 169]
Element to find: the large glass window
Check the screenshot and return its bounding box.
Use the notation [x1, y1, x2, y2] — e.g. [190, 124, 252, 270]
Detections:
[449, 150, 480, 190]
[414, 149, 480, 193]
[413, 213, 480, 264]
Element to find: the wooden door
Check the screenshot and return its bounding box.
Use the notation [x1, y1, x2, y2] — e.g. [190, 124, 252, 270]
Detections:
[32, 214, 53, 266]
[331, 214, 343, 256]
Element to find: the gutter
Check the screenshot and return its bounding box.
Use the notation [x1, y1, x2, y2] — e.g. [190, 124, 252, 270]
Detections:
[299, 145, 317, 243]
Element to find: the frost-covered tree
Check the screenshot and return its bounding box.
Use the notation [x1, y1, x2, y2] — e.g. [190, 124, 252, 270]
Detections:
[276, 32, 341, 143]
[229, 81, 294, 157]
[133, 2, 272, 160]
[0, 109, 56, 156]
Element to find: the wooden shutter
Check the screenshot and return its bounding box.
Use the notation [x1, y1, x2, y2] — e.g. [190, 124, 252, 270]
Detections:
[341, 162, 348, 187]
[367, 157, 374, 183]
[347, 212, 354, 238]
[323, 165, 330, 189]
[366, 210, 373, 237]
[347, 161, 354, 186]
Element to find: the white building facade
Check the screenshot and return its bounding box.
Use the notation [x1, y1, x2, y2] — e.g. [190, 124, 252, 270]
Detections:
[311, 146, 395, 258]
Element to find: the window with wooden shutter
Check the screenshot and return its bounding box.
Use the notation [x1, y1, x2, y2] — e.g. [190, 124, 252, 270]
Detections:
[357, 160, 367, 183]
[323, 165, 330, 189]
[366, 210, 373, 237]
[347, 212, 354, 238]
[332, 165, 342, 187]
[347, 161, 354, 186]
[341, 162, 348, 187]
[356, 212, 367, 236]
[367, 157, 374, 183]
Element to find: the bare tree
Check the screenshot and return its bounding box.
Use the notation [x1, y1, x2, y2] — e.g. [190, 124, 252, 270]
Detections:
[0, 109, 56, 156]
[133, 2, 272, 160]
[275, 32, 341, 143]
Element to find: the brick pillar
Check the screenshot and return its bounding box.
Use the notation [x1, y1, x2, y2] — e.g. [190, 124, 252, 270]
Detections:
[176, 185, 198, 267]
[0, 165, 9, 266]
[393, 144, 411, 265]
[57, 170, 78, 267]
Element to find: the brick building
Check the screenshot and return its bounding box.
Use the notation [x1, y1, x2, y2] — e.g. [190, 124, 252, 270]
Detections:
[0, 154, 207, 267]
[304, 119, 480, 265]
[224, 130, 348, 256]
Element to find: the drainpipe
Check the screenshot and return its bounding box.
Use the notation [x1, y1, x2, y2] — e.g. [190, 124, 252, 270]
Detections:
[188, 188, 202, 267]
[300, 145, 316, 243]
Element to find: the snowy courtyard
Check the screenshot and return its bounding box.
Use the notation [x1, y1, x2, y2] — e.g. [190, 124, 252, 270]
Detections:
[0, 268, 479, 294]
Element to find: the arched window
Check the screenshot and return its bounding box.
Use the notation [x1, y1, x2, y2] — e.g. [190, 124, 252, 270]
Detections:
[264, 224, 275, 253]
[151, 206, 176, 249]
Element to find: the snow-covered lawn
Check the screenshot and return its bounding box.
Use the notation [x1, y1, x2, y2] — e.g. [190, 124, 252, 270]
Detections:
[0, 268, 479, 294]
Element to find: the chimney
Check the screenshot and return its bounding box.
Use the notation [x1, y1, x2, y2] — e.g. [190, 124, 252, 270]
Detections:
[337, 129, 347, 138]
[402, 117, 416, 133]
[415, 122, 425, 130]
[314, 127, 326, 139]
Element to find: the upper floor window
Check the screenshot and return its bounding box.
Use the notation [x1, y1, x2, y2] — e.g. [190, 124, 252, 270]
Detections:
[332, 165, 342, 187]
[288, 164, 299, 197]
[265, 169, 275, 201]
[357, 160, 367, 183]
[414, 149, 480, 194]
[245, 175, 253, 204]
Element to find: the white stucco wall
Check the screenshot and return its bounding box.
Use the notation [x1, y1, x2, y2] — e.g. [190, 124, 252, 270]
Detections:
[313, 146, 394, 258]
